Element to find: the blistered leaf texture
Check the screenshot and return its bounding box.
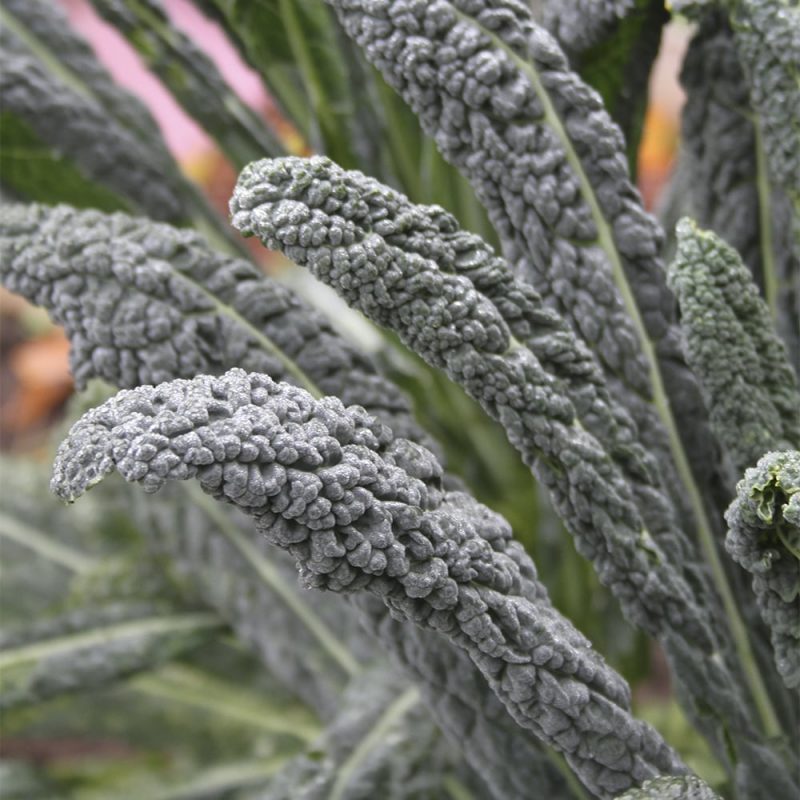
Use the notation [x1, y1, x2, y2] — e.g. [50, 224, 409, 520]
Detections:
[730, 0, 800, 208]
[0, 201, 573, 796]
[231, 155, 797, 793]
[542, 0, 634, 57]
[541, 0, 668, 165]
[231, 156, 718, 654]
[322, 0, 715, 489]
[232, 153, 693, 565]
[52, 369, 687, 797]
[668, 220, 800, 477]
[145, 491, 574, 797]
[0, 202, 433, 452]
[355, 595, 576, 799]
[725, 451, 800, 689]
[322, 0, 658, 393]
[678, 12, 800, 376]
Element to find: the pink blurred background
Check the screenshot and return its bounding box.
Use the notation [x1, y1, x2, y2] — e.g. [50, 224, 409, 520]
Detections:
[2, 2, 689, 451]
[58, 0, 269, 159]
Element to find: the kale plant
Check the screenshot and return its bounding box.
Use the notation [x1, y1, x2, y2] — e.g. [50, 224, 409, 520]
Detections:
[0, 1, 798, 798]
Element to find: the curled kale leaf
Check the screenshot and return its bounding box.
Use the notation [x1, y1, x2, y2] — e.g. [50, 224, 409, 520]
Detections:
[149, 491, 575, 798]
[52, 368, 687, 797]
[231, 155, 800, 793]
[678, 11, 799, 376]
[322, 0, 715, 494]
[668, 219, 800, 478]
[231, 155, 706, 644]
[0, 201, 574, 797]
[725, 451, 800, 689]
[0, 202, 433, 452]
[232, 153, 691, 565]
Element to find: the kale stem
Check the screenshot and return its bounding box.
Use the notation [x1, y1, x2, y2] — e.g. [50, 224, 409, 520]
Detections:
[754, 118, 779, 320]
[0, 512, 97, 574]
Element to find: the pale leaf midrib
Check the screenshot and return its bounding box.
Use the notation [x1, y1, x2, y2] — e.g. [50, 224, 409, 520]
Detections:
[0, 612, 220, 671]
[328, 686, 420, 800]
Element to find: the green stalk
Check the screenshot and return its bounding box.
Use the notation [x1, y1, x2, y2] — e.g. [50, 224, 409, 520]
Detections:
[754, 117, 779, 320]
[328, 686, 420, 800]
[374, 78, 423, 199]
[278, 0, 355, 167]
[0, 512, 98, 574]
[132, 663, 321, 743]
[0, 613, 221, 670]
[443, 775, 478, 800]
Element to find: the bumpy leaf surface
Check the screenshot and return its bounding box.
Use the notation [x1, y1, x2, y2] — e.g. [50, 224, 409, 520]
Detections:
[0, 202, 432, 451]
[52, 369, 687, 797]
[231, 155, 800, 794]
[541, 0, 668, 167]
[322, 0, 714, 489]
[668, 220, 800, 476]
[730, 0, 800, 210]
[355, 594, 576, 799]
[231, 156, 717, 652]
[725, 451, 800, 689]
[233, 154, 694, 562]
[0, 202, 573, 797]
[145, 488, 574, 798]
[678, 12, 799, 375]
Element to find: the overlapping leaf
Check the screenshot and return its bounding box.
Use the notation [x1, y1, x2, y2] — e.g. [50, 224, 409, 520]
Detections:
[668, 220, 800, 478]
[52, 368, 686, 797]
